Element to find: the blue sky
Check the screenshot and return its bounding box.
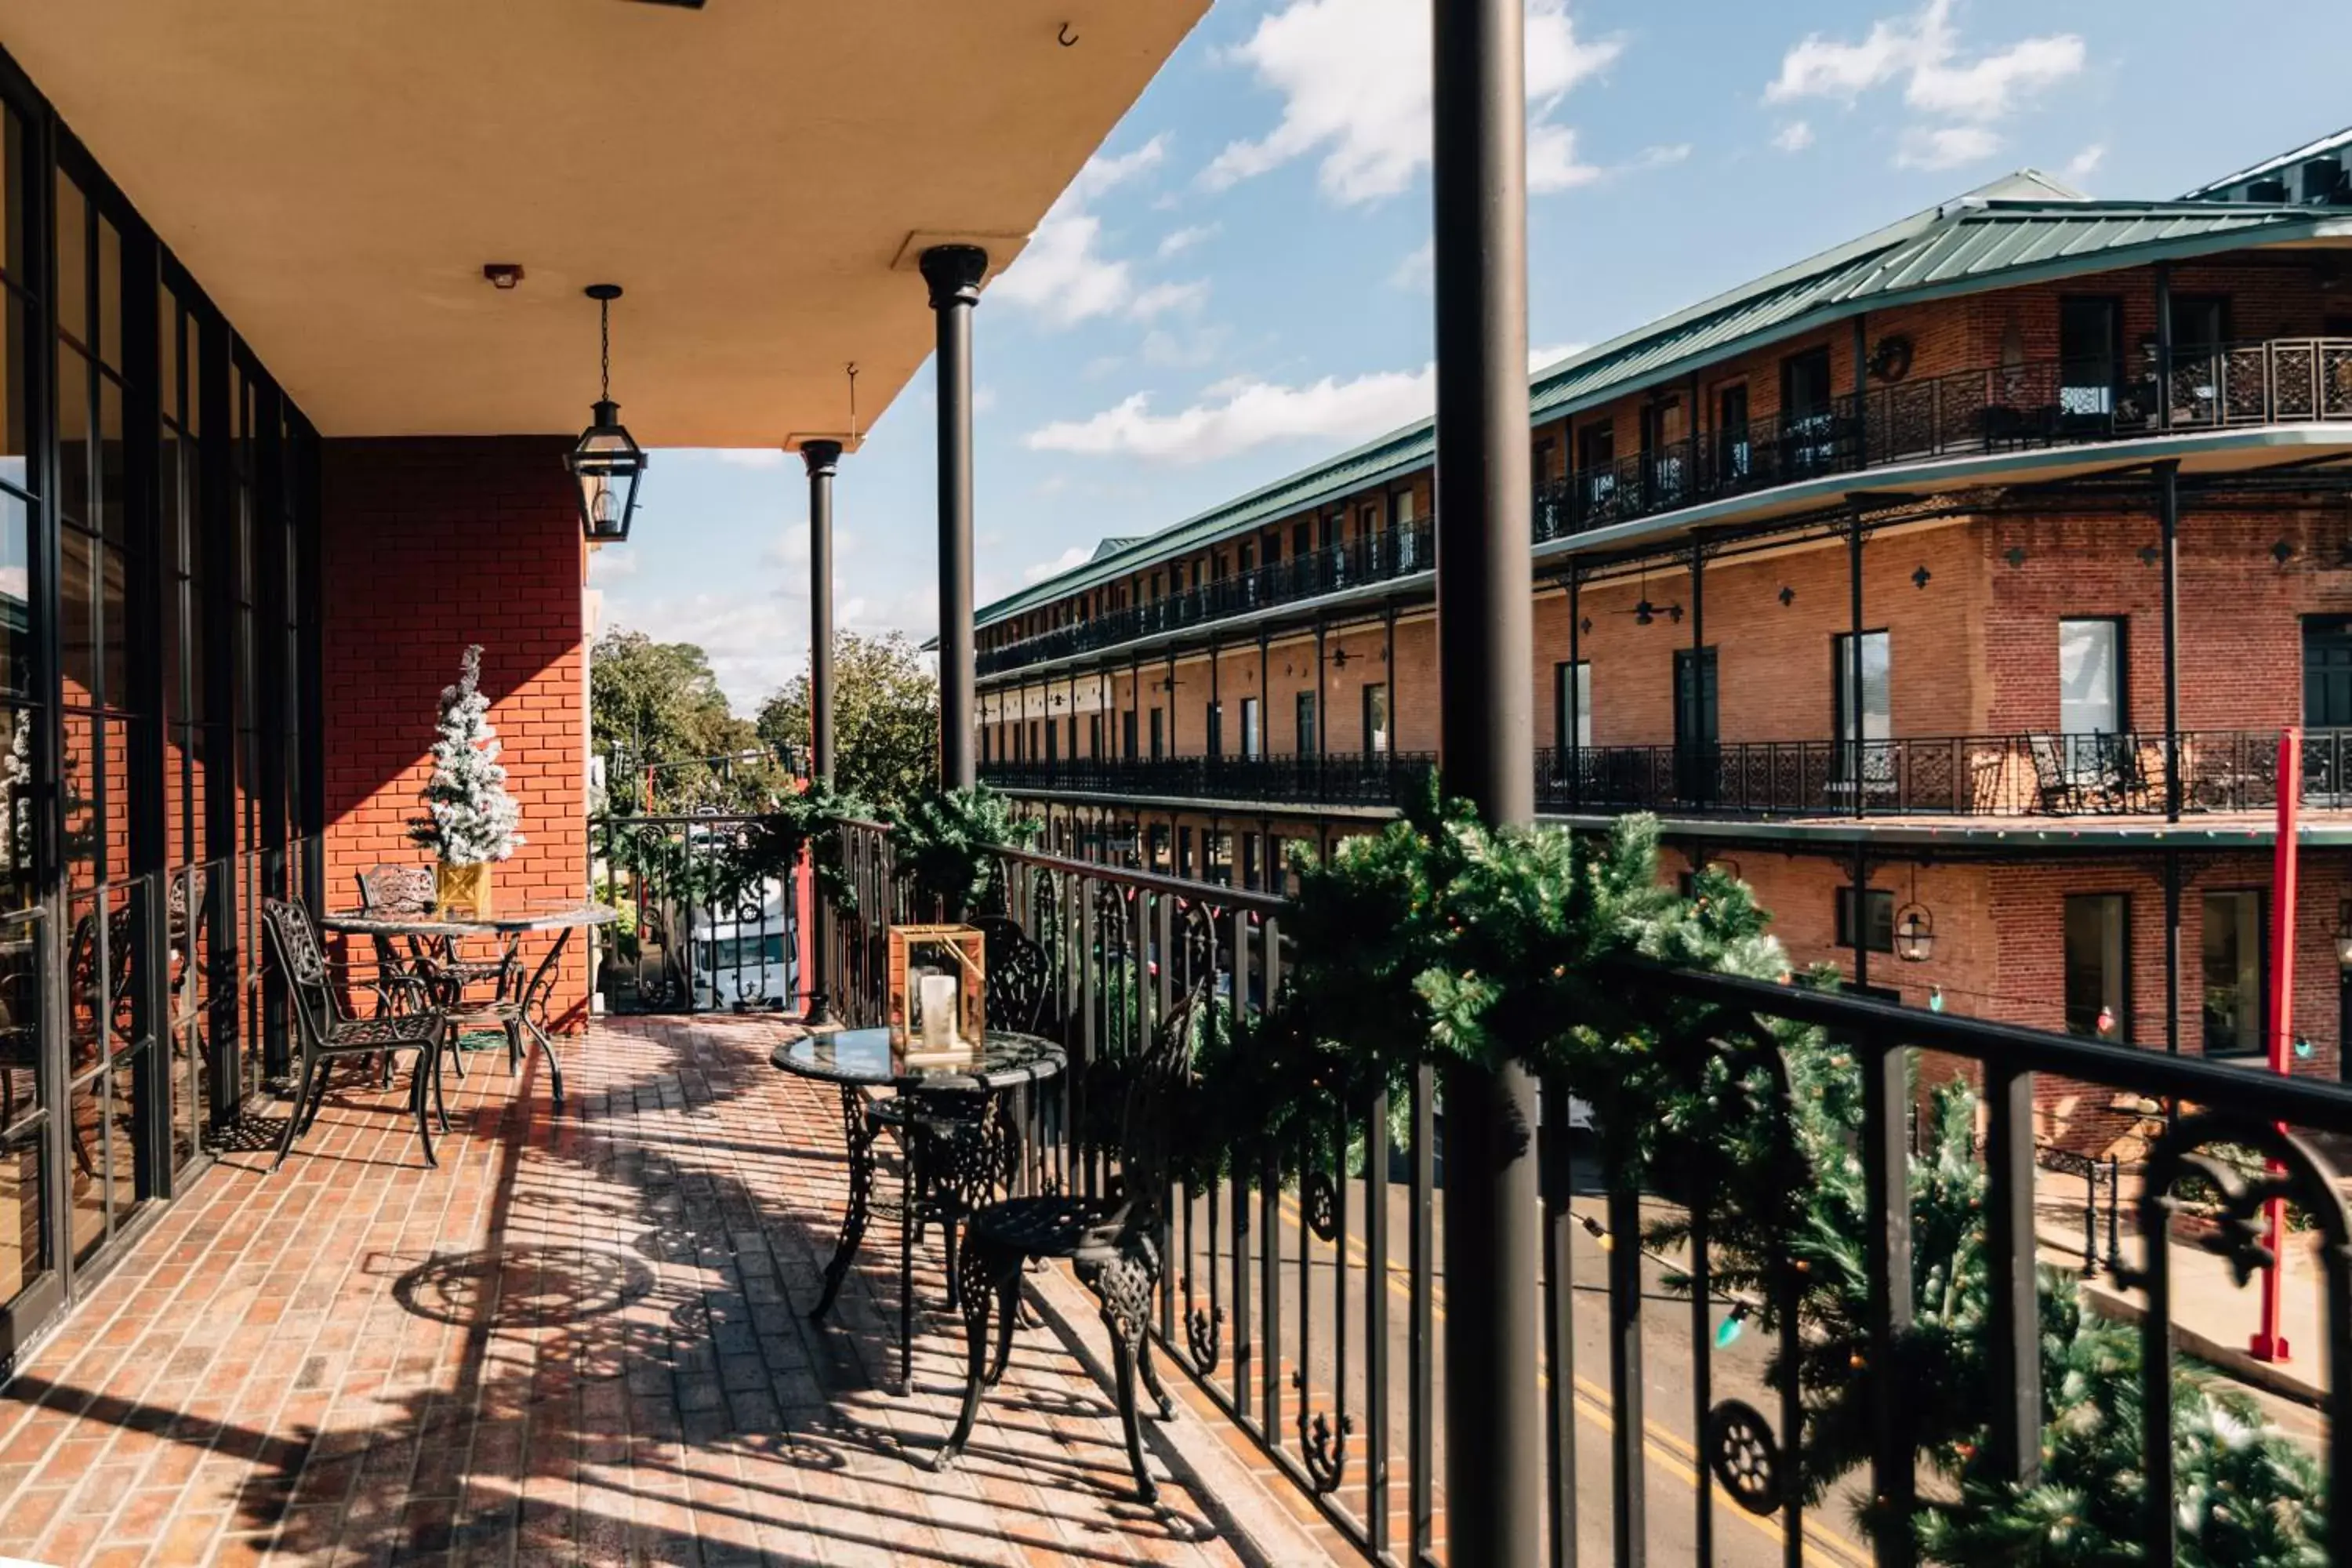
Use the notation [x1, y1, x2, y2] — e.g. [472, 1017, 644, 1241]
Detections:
[593, 0, 2352, 710]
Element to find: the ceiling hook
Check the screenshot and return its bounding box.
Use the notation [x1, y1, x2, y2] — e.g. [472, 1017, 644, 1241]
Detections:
[1058, 22, 1079, 46]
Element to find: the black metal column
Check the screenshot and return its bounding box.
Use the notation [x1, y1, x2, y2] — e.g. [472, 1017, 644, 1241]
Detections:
[1432, 0, 1541, 1556]
[922, 245, 988, 789]
[1567, 571, 1581, 805]
[1690, 539, 1707, 807]
[802, 438, 841, 1021]
[1849, 502, 1867, 819]
[2155, 262, 2174, 434]
[2164, 849, 2183, 1056]
[2158, 459, 2182, 822]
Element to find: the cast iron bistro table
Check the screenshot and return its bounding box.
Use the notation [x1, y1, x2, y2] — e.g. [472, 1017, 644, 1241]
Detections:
[320, 901, 616, 1112]
[774, 1026, 1065, 1385]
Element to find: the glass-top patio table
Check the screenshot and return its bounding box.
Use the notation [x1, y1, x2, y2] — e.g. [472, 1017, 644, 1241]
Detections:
[321, 901, 616, 1111]
[775, 1026, 1065, 1385]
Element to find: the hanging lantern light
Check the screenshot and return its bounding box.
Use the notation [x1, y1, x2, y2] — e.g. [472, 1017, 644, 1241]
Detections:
[565, 283, 646, 543]
[1892, 864, 1935, 963]
[1893, 902, 1935, 963]
[2337, 899, 2352, 967]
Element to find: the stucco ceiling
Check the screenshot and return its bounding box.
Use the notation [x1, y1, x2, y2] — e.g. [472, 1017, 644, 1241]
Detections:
[0, 0, 1206, 445]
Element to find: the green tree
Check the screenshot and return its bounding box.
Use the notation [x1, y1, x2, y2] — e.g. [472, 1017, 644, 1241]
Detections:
[757, 631, 938, 815]
[590, 628, 778, 813]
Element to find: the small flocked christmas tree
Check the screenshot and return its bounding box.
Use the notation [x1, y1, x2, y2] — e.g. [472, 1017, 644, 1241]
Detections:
[408, 644, 523, 867]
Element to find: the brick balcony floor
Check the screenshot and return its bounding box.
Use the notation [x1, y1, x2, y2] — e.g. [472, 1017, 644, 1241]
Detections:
[0, 1016, 1286, 1566]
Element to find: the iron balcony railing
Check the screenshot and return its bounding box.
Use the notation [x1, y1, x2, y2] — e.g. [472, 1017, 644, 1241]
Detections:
[589, 812, 810, 1015]
[979, 520, 1436, 677]
[982, 750, 1437, 807]
[793, 819, 2352, 1565]
[1541, 727, 2352, 817]
[984, 728, 2352, 818]
[980, 337, 2352, 678]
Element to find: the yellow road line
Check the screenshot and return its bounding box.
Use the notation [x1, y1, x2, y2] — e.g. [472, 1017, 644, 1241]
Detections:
[1235, 1191, 1873, 1567]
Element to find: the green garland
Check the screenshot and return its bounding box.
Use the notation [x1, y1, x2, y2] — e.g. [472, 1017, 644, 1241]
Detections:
[1190, 779, 2324, 1564]
[886, 784, 1041, 920]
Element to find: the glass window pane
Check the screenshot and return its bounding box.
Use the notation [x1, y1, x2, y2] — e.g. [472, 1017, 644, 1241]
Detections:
[96, 373, 123, 545]
[0, 709, 35, 913]
[0, 1120, 45, 1308]
[2201, 891, 2263, 1056]
[0, 485, 28, 698]
[157, 286, 178, 407]
[0, 290, 26, 483]
[68, 1074, 104, 1264]
[2060, 619, 2121, 735]
[53, 171, 84, 345]
[95, 214, 120, 373]
[60, 527, 94, 707]
[2063, 895, 2126, 1036]
[56, 350, 88, 528]
[0, 108, 22, 290]
[0, 917, 39, 1134]
[62, 716, 97, 893]
[99, 543, 126, 710]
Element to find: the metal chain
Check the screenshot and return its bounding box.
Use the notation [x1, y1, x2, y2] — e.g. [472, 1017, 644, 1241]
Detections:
[600, 297, 612, 401]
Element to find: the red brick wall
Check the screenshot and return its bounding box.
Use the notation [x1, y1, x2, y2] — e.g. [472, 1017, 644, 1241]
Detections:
[320, 437, 592, 1031]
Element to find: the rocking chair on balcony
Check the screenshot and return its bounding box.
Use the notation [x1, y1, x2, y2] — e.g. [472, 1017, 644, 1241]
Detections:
[929, 984, 1206, 1502]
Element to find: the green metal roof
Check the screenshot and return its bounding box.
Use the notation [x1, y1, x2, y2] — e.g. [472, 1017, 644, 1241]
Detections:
[980, 172, 2350, 630]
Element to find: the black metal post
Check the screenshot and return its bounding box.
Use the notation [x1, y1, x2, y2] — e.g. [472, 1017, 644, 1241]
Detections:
[2159, 459, 2182, 822]
[1690, 539, 1707, 806]
[2164, 849, 2183, 1056]
[1567, 570, 1581, 805]
[1849, 501, 1867, 819]
[801, 437, 841, 1022]
[922, 244, 988, 789]
[1432, 0, 1541, 1555]
[2155, 261, 2174, 434]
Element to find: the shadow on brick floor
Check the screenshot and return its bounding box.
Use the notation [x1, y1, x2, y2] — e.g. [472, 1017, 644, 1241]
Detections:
[0, 1016, 1286, 1566]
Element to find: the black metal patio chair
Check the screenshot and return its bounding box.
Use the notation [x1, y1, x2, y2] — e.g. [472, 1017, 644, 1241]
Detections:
[929, 985, 1205, 1502]
[260, 895, 449, 1173]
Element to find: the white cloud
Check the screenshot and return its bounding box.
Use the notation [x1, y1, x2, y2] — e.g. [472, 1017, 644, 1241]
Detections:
[2064, 142, 2106, 179]
[1389, 239, 1435, 291]
[1156, 223, 1218, 258]
[1203, 0, 1619, 206]
[1068, 136, 1169, 201]
[1896, 124, 2001, 170]
[587, 549, 639, 581]
[1527, 123, 1602, 192]
[1023, 545, 1094, 584]
[993, 136, 1207, 328]
[1142, 324, 1231, 368]
[1530, 342, 1588, 373]
[1128, 279, 1210, 319]
[709, 448, 786, 468]
[1765, 1, 2083, 171]
[1637, 143, 1693, 167]
[1025, 365, 1438, 465]
[1773, 120, 1816, 152]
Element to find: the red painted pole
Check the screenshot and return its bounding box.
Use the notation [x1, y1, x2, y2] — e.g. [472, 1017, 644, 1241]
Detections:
[2251, 725, 2300, 1363]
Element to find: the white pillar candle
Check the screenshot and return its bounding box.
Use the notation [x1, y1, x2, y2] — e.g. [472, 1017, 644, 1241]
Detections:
[920, 973, 958, 1049]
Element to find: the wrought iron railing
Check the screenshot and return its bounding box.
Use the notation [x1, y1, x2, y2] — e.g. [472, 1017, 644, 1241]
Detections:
[589, 813, 808, 1015]
[978, 338, 2352, 677]
[978, 521, 1436, 677]
[1541, 727, 2352, 817]
[798, 822, 2352, 1564]
[983, 729, 2350, 818]
[982, 750, 1438, 808]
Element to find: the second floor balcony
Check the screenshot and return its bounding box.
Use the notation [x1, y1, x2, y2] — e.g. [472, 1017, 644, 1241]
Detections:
[981, 336, 2352, 681]
[983, 727, 2352, 824]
